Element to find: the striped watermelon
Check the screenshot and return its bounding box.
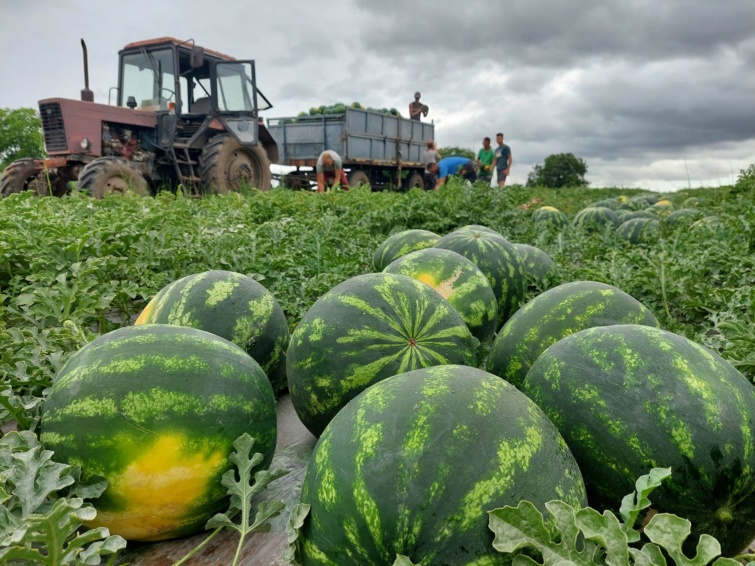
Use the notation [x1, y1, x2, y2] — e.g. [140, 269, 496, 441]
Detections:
[40, 324, 277, 542]
[522, 324, 755, 556]
[372, 229, 440, 272]
[616, 209, 657, 223]
[531, 206, 568, 229]
[512, 243, 553, 282]
[648, 199, 675, 215]
[683, 196, 701, 208]
[487, 281, 659, 389]
[572, 207, 621, 231]
[616, 218, 660, 244]
[287, 273, 476, 437]
[434, 226, 527, 325]
[456, 224, 505, 237]
[294, 365, 587, 565]
[134, 270, 289, 393]
[663, 208, 702, 230]
[383, 248, 498, 344]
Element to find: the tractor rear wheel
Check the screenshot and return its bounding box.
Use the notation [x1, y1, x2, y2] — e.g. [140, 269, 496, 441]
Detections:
[77, 157, 149, 198]
[0, 158, 43, 197]
[199, 135, 272, 193]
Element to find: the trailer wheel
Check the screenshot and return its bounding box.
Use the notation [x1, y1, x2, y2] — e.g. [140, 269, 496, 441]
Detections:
[0, 158, 43, 197]
[200, 135, 272, 193]
[404, 172, 424, 190]
[348, 170, 370, 188]
[77, 157, 149, 198]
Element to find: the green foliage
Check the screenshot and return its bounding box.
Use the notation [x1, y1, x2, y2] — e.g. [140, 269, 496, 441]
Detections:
[0, 108, 45, 171]
[0, 431, 126, 565]
[488, 468, 749, 565]
[438, 146, 476, 160]
[527, 152, 589, 188]
[172, 434, 286, 566]
[731, 164, 755, 195]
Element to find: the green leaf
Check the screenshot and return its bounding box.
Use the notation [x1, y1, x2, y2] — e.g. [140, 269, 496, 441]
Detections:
[393, 555, 419, 566]
[619, 467, 671, 541]
[642, 514, 741, 566]
[284, 503, 310, 566]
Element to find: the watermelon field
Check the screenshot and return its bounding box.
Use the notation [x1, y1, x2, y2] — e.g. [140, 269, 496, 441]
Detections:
[1, 177, 755, 565]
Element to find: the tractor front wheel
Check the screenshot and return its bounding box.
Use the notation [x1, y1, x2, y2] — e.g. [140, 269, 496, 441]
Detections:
[199, 135, 272, 193]
[77, 157, 149, 198]
[0, 158, 43, 197]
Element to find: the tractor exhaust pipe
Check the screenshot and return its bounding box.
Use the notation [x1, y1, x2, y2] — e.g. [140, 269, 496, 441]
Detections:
[81, 39, 94, 102]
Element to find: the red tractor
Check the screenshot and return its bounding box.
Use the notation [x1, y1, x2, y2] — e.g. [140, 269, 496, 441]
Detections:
[0, 38, 279, 197]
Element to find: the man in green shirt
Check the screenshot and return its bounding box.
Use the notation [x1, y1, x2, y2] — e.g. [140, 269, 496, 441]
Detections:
[476, 137, 495, 182]
[494, 132, 512, 188]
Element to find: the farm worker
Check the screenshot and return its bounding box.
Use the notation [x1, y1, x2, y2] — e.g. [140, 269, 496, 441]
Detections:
[476, 137, 495, 183]
[421, 140, 441, 168]
[316, 150, 350, 193]
[409, 92, 428, 121]
[423, 162, 439, 190]
[494, 132, 513, 188]
[436, 156, 477, 188]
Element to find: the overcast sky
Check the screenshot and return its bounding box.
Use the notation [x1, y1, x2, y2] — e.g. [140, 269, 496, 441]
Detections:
[1, 0, 753, 190]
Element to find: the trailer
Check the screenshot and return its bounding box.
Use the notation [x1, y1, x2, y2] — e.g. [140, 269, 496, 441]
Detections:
[267, 108, 434, 190]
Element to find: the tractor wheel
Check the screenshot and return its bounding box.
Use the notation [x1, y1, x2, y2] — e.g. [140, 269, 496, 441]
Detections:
[404, 171, 424, 190]
[77, 157, 149, 198]
[0, 158, 43, 197]
[199, 135, 272, 193]
[348, 169, 370, 188]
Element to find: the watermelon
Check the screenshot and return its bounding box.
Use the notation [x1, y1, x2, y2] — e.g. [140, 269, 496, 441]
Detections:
[616, 209, 657, 223]
[384, 248, 498, 344]
[663, 208, 702, 230]
[683, 196, 701, 208]
[690, 215, 724, 232]
[572, 207, 621, 231]
[287, 272, 476, 437]
[648, 199, 675, 215]
[589, 198, 621, 210]
[434, 226, 527, 325]
[531, 206, 569, 229]
[456, 224, 504, 237]
[512, 243, 553, 282]
[134, 270, 289, 393]
[521, 324, 755, 556]
[487, 281, 659, 389]
[293, 365, 587, 565]
[372, 229, 440, 272]
[616, 217, 660, 244]
[39, 324, 277, 541]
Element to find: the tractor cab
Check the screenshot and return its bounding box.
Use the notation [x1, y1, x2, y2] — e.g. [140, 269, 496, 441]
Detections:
[116, 38, 273, 149]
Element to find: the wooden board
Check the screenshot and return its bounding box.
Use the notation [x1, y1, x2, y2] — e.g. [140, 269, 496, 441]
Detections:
[117, 394, 316, 566]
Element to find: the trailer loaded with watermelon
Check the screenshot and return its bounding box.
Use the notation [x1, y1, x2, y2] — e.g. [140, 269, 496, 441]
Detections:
[1, 189, 754, 566]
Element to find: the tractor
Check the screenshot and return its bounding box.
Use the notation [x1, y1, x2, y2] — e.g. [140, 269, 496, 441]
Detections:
[0, 38, 279, 198]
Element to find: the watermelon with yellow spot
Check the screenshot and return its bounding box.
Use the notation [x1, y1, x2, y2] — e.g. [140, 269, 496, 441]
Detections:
[531, 206, 568, 229]
[135, 270, 289, 393]
[487, 281, 659, 389]
[522, 324, 755, 557]
[291, 365, 587, 565]
[287, 273, 476, 438]
[372, 229, 440, 272]
[383, 247, 498, 344]
[39, 324, 277, 542]
[434, 226, 527, 325]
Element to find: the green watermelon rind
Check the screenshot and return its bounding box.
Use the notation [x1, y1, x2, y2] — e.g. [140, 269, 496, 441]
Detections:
[135, 270, 289, 392]
[287, 272, 477, 438]
[298, 365, 587, 564]
[521, 324, 755, 556]
[384, 247, 498, 344]
[372, 230, 441, 272]
[487, 281, 659, 389]
[40, 324, 277, 542]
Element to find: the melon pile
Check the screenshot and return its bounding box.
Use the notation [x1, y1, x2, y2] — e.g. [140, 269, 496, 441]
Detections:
[36, 206, 755, 562]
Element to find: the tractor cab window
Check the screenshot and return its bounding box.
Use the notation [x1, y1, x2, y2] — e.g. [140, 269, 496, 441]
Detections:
[215, 62, 255, 112]
[121, 49, 176, 111]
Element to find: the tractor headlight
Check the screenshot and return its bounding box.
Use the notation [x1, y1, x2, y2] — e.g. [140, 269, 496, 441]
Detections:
[80, 137, 91, 150]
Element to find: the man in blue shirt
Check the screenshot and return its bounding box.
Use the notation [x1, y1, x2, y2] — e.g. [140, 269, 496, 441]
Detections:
[436, 156, 477, 188]
[494, 132, 512, 188]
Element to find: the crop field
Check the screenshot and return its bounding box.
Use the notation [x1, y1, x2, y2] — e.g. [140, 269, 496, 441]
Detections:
[1, 179, 754, 564]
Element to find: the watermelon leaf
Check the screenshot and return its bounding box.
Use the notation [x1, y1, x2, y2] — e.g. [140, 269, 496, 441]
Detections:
[393, 555, 419, 565]
[489, 468, 741, 565]
[284, 503, 310, 566]
[202, 433, 287, 566]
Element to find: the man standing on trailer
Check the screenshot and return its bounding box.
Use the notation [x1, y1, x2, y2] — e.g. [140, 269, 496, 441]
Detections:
[409, 92, 428, 121]
[316, 150, 350, 193]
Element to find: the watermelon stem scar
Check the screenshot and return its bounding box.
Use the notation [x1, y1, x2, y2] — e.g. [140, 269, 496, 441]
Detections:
[408, 338, 417, 347]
